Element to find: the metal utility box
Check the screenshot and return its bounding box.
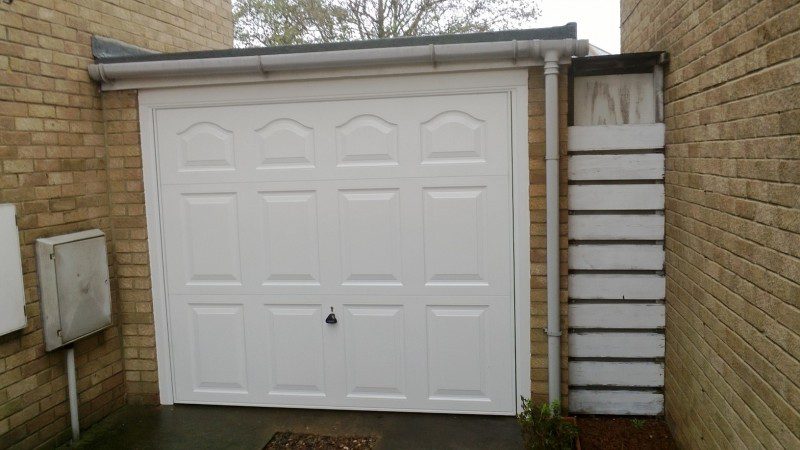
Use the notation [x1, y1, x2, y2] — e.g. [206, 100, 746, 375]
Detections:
[36, 230, 112, 351]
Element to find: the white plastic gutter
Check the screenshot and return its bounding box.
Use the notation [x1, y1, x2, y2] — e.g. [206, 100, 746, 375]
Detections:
[88, 37, 587, 406]
[88, 39, 588, 82]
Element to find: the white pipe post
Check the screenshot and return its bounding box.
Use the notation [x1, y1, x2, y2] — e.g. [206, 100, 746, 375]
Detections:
[543, 49, 562, 405]
[66, 346, 80, 442]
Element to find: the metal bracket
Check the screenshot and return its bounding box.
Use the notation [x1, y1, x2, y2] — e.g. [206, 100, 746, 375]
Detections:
[544, 327, 562, 337]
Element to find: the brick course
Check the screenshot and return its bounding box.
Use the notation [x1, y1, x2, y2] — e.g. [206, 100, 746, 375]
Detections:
[622, 0, 799, 447]
[0, 1, 232, 448]
[528, 68, 570, 405]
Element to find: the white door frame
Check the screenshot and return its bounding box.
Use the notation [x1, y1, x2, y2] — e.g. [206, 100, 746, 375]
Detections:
[138, 69, 531, 413]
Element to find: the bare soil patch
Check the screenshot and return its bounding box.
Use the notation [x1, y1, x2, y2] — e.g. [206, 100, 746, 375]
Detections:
[577, 416, 676, 450]
[264, 431, 376, 449]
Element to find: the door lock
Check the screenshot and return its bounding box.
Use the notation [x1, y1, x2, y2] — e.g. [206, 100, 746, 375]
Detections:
[325, 307, 338, 324]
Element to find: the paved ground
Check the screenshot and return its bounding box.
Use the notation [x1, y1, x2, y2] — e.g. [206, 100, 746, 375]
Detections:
[62, 404, 522, 449]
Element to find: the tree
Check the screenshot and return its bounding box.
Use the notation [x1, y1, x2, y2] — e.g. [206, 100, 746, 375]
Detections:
[233, 0, 541, 47]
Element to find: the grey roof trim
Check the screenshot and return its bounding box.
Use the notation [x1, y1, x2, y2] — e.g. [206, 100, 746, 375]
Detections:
[96, 23, 577, 64]
[91, 36, 158, 60]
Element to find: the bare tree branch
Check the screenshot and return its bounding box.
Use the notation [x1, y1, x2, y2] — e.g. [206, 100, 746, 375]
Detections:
[233, 0, 541, 47]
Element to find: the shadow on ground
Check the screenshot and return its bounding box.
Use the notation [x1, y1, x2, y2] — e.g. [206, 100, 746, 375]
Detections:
[59, 404, 523, 449]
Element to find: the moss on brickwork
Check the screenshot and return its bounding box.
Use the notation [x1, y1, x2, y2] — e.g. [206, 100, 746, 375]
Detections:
[621, 0, 800, 448]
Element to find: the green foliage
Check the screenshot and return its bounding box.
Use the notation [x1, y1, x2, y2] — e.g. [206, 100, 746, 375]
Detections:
[233, 0, 541, 47]
[631, 418, 646, 429]
[517, 397, 578, 450]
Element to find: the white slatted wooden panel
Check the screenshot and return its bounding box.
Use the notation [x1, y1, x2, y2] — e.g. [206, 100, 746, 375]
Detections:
[569, 244, 664, 270]
[569, 154, 664, 180]
[568, 124, 665, 151]
[569, 332, 664, 358]
[569, 390, 664, 415]
[569, 214, 664, 240]
[569, 304, 665, 329]
[569, 184, 664, 210]
[569, 361, 664, 387]
[573, 74, 656, 126]
[569, 274, 665, 300]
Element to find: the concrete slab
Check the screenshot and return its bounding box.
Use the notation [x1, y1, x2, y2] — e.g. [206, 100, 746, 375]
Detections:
[62, 405, 523, 449]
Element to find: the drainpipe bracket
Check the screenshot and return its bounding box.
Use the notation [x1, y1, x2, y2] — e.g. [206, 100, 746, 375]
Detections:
[544, 328, 562, 337]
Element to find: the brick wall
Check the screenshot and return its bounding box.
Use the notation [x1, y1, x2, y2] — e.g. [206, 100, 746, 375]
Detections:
[0, 1, 232, 448]
[621, 0, 800, 448]
[528, 68, 570, 405]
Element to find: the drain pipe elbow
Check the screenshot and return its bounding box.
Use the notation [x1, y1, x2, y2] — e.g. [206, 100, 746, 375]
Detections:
[543, 46, 562, 405]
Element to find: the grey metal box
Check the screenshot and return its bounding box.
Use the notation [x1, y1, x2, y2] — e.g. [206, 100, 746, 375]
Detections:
[36, 230, 112, 351]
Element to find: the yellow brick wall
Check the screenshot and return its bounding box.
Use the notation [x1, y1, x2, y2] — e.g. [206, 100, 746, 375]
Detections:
[621, 0, 800, 448]
[0, 1, 232, 448]
[528, 68, 570, 405]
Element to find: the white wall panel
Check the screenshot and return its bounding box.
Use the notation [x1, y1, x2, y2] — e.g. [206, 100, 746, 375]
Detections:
[569, 214, 664, 240]
[569, 154, 664, 180]
[569, 304, 665, 329]
[568, 124, 665, 151]
[569, 361, 664, 387]
[569, 332, 664, 358]
[569, 244, 664, 270]
[569, 390, 664, 415]
[0, 204, 26, 336]
[569, 274, 665, 300]
[569, 184, 664, 210]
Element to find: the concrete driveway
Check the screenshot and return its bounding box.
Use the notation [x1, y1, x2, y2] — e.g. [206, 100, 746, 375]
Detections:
[62, 405, 523, 449]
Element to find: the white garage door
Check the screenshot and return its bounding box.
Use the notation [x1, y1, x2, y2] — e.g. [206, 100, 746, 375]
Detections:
[153, 79, 517, 414]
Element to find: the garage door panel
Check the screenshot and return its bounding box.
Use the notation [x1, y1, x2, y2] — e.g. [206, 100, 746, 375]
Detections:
[156, 83, 517, 413]
[178, 192, 242, 286]
[343, 305, 406, 399]
[423, 186, 488, 286]
[176, 122, 236, 172]
[156, 92, 510, 186]
[426, 306, 489, 402]
[421, 110, 486, 165]
[335, 114, 399, 167]
[255, 118, 316, 170]
[338, 188, 403, 286]
[264, 305, 327, 397]
[259, 191, 320, 286]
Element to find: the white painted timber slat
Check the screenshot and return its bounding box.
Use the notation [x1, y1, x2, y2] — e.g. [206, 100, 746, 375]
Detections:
[569, 214, 664, 240]
[569, 332, 664, 358]
[569, 361, 664, 387]
[568, 154, 664, 180]
[569, 244, 664, 270]
[569, 390, 663, 415]
[569, 184, 664, 210]
[568, 124, 665, 151]
[569, 304, 665, 329]
[569, 274, 665, 300]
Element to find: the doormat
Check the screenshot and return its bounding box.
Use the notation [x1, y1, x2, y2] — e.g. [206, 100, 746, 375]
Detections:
[264, 431, 377, 449]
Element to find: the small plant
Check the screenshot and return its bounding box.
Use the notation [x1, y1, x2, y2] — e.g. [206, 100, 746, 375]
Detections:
[631, 418, 646, 429]
[517, 397, 578, 450]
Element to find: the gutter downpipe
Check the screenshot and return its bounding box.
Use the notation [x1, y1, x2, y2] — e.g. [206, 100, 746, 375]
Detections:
[543, 48, 563, 405]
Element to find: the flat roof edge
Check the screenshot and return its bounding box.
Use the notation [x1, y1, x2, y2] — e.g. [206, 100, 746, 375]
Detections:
[95, 24, 578, 64]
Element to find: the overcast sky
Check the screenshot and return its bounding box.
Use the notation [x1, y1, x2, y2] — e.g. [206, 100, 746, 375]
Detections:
[530, 0, 621, 54]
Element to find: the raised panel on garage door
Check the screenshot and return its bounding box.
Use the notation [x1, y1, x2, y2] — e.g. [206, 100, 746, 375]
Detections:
[154, 81, 518, 414]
